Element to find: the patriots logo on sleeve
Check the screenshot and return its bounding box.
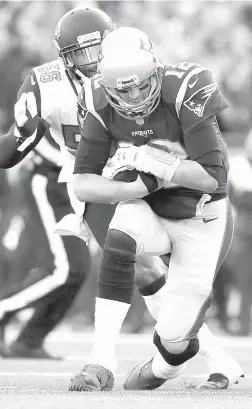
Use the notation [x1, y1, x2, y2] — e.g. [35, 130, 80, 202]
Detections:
[183, 82, 218, 117]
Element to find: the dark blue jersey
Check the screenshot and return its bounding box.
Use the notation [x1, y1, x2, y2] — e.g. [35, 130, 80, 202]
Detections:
[75, 62, 230, 219]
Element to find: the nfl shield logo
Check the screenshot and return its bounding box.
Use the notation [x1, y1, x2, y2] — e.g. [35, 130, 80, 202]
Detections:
[136, 118, 144, 126]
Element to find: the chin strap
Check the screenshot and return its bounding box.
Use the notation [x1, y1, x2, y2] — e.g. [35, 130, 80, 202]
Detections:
[65, 69, 86, 97]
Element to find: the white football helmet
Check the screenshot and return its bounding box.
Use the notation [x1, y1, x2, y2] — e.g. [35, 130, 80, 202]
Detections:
[97, 27, 164, 120]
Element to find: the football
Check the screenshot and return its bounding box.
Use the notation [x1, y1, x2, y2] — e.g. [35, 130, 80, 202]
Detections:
[113, 169, 139, 182]
[113, 169, 158, 193]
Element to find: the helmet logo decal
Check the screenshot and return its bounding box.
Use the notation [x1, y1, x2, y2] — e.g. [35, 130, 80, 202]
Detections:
[116, 74, 140, 89]
[183, 83, 217, 117]
[55, 20, 62, 40]
[77, 31, 101, 45]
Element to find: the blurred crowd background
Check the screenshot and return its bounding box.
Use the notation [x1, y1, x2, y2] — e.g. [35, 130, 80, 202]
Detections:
[1, 0, 252, 337]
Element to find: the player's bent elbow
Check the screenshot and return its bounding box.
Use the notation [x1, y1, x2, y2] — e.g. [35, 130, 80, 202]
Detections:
[202, 176, 218, 193]
[74, 186, 85, 202]
[74, 188, 84, 202]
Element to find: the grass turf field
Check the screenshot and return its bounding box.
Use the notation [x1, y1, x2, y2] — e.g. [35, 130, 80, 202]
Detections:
[1, 330, 252, 409]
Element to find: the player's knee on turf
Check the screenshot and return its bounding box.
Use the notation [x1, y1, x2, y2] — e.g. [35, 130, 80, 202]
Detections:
[98, 229, 137, 303]
[153, 331, 199, 366]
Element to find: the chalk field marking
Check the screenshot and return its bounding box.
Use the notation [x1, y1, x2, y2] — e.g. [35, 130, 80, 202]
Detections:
[0, 372, 250, 379]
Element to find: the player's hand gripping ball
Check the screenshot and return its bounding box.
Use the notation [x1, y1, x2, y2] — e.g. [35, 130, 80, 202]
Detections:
[105, 143, 165, 194]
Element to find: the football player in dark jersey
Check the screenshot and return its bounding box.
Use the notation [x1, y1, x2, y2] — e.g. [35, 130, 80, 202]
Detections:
[69, 27, 243, 391]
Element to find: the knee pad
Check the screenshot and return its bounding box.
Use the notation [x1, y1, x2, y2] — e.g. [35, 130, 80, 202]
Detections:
[98, 229, 137, 303]
[153, 331, 199, 366]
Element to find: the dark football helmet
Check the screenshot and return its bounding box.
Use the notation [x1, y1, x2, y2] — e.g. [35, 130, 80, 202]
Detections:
[54, 7, 115, 80]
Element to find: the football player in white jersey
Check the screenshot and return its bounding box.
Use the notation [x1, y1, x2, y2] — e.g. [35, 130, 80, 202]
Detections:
[0, 7, 116, 359]
[0, 12, 243, 387]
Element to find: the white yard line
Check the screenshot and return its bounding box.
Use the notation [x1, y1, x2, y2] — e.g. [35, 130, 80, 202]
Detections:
[0, 372, 250, 378]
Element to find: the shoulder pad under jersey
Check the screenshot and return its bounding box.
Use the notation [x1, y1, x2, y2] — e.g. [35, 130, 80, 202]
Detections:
[32, 59, 78, 125]
[162, 62, 229, 133]
[161, 62, 204, 104]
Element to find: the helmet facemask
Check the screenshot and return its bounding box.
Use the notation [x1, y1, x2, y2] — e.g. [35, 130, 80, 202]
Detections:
[53, 8, 116, 83]
[100, 67, 163, 120]
[98, 37, 163, 120]
[54, 30, 110, 81]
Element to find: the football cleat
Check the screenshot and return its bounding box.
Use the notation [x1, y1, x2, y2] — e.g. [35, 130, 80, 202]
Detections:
[123, 357, 185, 390]
[197, 372, 244, 390]
[69, 364, 114, 392]
[197, 349, 244, 389]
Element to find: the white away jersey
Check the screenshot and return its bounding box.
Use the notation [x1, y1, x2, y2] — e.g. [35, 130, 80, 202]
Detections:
[14, 59, 83, 181]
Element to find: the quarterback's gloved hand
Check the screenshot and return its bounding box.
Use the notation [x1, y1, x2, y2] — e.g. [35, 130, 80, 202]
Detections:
[135, 144, 180, 182]
[109, 144, 180, 182]
[103, 146, 139, 179]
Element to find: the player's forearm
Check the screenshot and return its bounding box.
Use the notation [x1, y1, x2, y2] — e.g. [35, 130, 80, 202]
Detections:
[171, 159, 218, 193]
[74, 173, 148, 203]
[119, 145, 217, 194]
[0, 117, 48, 168]
[0, 131, 24, 168]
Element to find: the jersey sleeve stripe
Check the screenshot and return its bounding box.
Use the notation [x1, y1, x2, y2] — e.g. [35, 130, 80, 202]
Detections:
[175, 67, 208, 118]
[16, 129, 37, 152]
[83, 80, 108, 130]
